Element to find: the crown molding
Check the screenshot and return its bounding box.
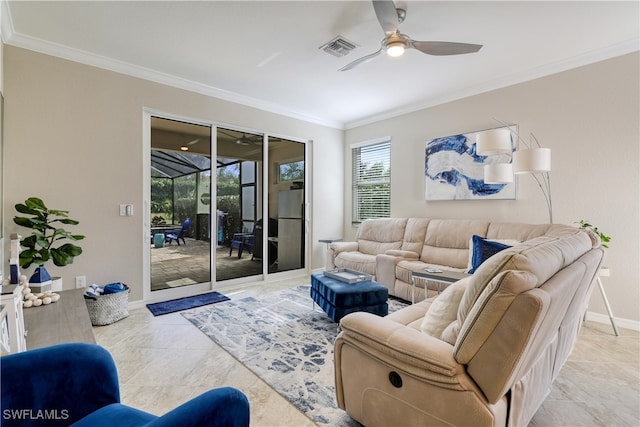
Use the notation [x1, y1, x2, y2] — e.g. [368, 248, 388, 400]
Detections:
[3, 30, 345, 130]
[344, 38, 640, 130]
[3, 17, 637, 133]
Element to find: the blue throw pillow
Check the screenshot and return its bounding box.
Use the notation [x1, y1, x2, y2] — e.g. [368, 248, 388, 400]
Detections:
[468, 235, 512, 274]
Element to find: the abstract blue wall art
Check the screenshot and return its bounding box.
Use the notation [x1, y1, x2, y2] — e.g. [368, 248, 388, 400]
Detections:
[425, 127, 516, 201]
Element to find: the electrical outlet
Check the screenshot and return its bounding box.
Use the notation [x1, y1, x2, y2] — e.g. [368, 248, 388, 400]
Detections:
[75, 275, 86, 289]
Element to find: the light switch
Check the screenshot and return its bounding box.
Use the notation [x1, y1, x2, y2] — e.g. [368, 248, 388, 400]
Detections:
[119, 204, 127, 216]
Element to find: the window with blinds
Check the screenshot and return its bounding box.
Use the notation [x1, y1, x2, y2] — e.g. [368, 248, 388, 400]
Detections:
[352, 140, 391, 224]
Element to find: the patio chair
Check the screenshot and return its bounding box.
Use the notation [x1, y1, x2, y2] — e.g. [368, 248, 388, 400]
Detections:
[229, 224, 256, 258]
[166, 218, 191, 246]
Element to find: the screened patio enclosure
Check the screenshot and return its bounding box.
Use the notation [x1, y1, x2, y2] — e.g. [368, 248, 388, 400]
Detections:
[151, 150, 212, 241]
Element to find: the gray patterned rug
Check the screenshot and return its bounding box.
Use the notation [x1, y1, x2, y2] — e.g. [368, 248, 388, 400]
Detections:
[181, 284, 408, 426]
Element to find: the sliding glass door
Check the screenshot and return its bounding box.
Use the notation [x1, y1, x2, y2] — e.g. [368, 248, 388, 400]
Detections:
[145, 113, 309, 301]
[215, 129, 263, 281]
[149, 117, 212, 292]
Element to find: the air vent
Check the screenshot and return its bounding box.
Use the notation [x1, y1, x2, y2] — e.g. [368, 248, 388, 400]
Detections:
[319, 36, 358, 58]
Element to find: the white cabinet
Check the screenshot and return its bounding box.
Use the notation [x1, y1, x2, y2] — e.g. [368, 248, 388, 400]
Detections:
[0, 285, 27, 354]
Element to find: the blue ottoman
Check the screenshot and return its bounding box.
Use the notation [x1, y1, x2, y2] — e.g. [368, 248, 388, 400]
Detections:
[310, 272, 388, 323]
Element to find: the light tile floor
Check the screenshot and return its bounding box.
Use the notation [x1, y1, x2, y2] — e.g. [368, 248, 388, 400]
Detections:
[93, 276, 640, 427]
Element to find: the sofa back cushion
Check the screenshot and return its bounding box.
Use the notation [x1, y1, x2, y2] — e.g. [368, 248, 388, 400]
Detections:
[356, 218, 407, 255]
[420, 219, 489, 268]
[457, 227, 593, 329]
[485, 222, 552, 241]
[401, 218, 430, 254]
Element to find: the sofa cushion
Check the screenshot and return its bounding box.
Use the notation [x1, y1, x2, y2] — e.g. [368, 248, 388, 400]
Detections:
[457, 230, 593, 329]
[356, 218, 407, 255]
[420, 277, 469, 337]
[420, 219, 489, 268]
[467, 235, 514, 274]
[454, 270, 538, 363]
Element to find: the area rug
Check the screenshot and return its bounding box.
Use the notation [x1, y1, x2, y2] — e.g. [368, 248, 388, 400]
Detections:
[181, 285, 408, 426]
[146, 291, 229, 316]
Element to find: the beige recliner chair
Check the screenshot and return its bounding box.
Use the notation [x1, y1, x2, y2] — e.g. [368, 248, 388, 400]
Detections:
[334, 229, 603, 426]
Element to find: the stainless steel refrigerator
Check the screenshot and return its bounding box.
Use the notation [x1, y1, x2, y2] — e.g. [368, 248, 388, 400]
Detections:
[277, 189, 304, 270]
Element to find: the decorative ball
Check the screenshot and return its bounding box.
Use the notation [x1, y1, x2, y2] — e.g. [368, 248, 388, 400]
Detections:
[23, 300, 33, 308]
[27, 294, 36, 301]
[35, 293, 44, 298]
[32, 299, 42, 307]
[22, 287, 31, 295]
[43, 297, 52, 305]
[51, 294, 60, 302]
[19, 274, 27, 282]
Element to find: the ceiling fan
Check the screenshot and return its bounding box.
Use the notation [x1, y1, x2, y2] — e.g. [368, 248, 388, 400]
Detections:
[180, 138, 200, 151]
[219, 130, 263, 146]
[340, 0, 482, 71]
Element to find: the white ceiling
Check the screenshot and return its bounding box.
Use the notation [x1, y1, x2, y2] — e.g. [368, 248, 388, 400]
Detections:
[3, 1, 639, 129]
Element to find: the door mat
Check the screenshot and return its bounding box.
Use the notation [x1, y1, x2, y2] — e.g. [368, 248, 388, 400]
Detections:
[146, 291, 230, 316]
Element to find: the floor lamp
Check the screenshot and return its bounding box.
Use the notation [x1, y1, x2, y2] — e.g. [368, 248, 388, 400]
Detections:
[477, 127, 553, 224]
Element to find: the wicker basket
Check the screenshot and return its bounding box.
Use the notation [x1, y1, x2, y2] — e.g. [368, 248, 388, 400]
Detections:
[84, 284, 130, 326]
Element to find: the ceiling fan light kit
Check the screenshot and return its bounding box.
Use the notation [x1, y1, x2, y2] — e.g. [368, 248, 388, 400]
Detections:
[386, 41, 405, 57]
[341, 0, 483, 71]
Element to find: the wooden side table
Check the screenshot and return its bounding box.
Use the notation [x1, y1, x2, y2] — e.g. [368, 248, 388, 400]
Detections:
[596, 267, 619, 336]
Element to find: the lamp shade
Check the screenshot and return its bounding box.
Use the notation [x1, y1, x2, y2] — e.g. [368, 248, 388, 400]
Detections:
[484, 163, 513, 184]
[476, 128, 512, 155]
[513, 147, 551, 173]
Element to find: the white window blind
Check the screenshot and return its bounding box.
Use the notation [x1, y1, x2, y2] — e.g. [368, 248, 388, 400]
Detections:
[352, 140, 391, 223]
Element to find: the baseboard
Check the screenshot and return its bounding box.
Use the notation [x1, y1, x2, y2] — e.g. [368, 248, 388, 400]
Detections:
[128, 300, 146, 311]
[585, 310, 639, 332]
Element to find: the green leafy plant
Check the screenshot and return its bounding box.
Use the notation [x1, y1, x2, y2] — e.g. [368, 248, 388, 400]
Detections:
[13, 197, 85, 269]
[577, 220, 611, 249]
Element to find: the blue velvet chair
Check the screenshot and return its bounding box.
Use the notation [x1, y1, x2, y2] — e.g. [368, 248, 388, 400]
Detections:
[165, 218, 191, 246]
[0, 343, 250, 427]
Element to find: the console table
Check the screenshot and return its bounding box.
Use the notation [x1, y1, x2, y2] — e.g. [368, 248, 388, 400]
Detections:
[411, 270, 470, 304]
[23, 288, 95, 350]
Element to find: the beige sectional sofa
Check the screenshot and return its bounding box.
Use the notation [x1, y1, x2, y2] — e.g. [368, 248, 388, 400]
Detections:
[334, 224, 604, 426]
[327, 217, 572, 302]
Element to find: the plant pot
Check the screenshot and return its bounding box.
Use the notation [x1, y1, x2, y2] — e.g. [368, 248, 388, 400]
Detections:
[30, 266, 53, 293]
[30, 266, 52, 283]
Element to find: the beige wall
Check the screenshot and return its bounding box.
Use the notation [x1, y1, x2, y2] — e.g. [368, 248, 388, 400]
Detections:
[3, 46, 344, 302]
[345, 53, 640, 325]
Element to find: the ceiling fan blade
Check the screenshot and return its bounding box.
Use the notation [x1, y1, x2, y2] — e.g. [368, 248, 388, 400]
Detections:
[186, 138, 200, 146]
[339, 47, 384, 71]
[411, 40, 483, 56]
[372, 0, 399, 35]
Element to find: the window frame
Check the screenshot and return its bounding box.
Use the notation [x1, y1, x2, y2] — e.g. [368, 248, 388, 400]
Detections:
[351, 137, 391, 224]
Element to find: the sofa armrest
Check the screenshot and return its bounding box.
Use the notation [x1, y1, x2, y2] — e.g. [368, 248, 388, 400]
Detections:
[330, 241, 359, 253]
[1, 343, 120, 426]
[148, 387, 250, 427]
[326, 241, 359, 269]
[375, 251, 417, 290]
[385, 249, 419, 258]
[337, 312, 466, 385]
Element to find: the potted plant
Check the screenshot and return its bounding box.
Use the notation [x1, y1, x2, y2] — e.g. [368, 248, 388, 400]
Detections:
[13, 197, 85, 284]
[577, 219, 611, 249]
